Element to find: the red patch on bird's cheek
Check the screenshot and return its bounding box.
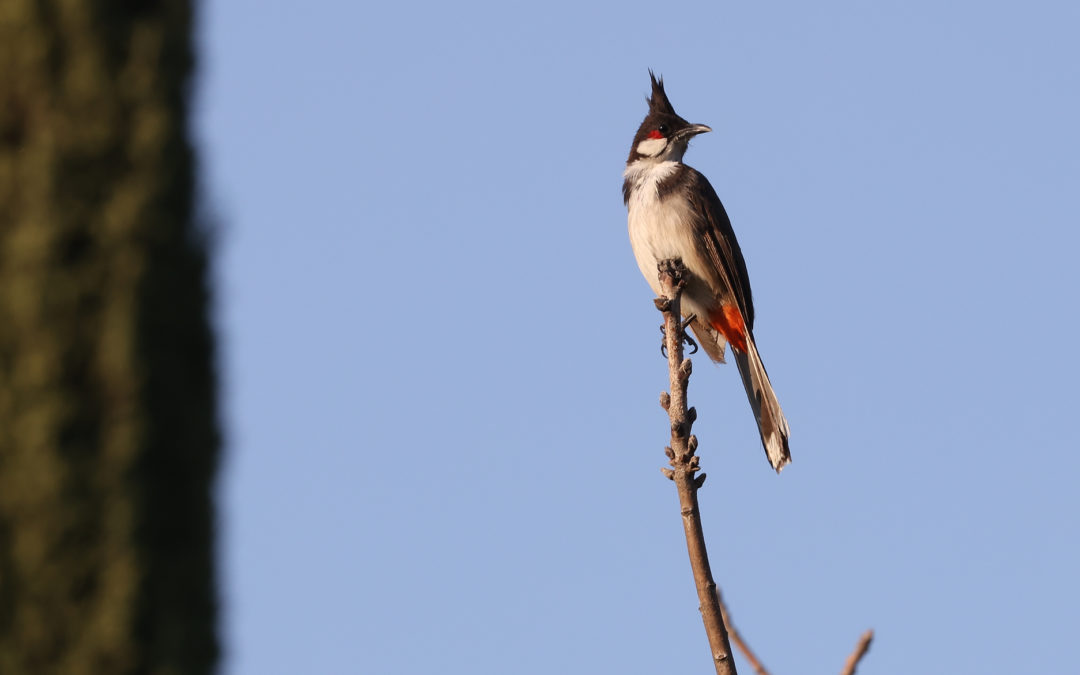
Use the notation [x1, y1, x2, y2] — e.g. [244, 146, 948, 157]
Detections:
[648, 130, 664, 139]
[709, 306, 748, 353]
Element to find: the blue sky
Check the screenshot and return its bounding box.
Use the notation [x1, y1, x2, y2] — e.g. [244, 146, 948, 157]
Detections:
[196, 1, 1080, 672]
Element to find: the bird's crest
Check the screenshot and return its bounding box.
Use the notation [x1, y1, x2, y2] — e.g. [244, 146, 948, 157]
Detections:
[648, 70, 677, 115]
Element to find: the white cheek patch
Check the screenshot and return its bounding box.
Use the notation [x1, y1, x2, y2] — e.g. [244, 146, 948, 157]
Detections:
[636, 137, 667, 157]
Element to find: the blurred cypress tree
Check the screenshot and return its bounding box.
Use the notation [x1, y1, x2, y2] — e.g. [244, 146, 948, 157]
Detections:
[0, 1, 220, 673]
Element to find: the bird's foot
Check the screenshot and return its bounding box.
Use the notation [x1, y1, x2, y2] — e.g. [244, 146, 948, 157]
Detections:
[660, 315, 699, 358]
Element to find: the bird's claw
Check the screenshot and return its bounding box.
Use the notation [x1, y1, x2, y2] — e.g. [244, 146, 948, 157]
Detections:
[660, 318, 699, 357]
[681, 314, 698, 354]
[683, 331, 699, 355]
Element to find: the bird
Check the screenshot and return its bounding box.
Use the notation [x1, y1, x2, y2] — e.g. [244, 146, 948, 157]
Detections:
[623, 71, 791, 472]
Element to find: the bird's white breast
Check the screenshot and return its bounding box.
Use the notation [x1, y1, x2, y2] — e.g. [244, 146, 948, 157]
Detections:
[624, 160, 697, 297]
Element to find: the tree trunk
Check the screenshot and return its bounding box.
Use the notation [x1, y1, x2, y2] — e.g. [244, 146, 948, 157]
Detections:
[0, 2, 219, 673]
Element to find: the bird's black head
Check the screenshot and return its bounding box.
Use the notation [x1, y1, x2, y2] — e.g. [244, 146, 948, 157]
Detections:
[627, 71, 711, 164]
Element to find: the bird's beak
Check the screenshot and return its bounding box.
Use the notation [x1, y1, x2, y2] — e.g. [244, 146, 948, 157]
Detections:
[684, 124, 712, 138]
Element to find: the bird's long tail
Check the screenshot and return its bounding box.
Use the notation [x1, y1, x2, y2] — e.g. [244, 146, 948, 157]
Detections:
[689, 314, 791, 472]
[733, 336, 791, 472]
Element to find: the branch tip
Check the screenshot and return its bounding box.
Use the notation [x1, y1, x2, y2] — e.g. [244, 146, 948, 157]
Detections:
[657, 258, 687, 282]
[840, 629, 874, 675]
[688, 435, 698, 452]
[661, 467, 675, 480]
[659, 392, 671, 410]
[694, 473, 707, 488]
[680, 359, 693, 377]
[664, 446, 675, 460]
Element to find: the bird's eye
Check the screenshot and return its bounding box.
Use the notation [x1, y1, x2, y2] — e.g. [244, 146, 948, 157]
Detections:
[658, 124, 669, 134]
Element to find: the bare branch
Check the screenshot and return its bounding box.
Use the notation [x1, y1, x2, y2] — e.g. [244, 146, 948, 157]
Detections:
[839, 630, 874, 675]
[717, 593, 770, 675]
[655, 259, 738, 675]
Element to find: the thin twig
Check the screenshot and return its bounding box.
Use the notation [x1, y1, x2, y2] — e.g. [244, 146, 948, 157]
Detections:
[839, 630, 874, 675]
[656, 259, 737, 675]
[717, 593, 770, 675]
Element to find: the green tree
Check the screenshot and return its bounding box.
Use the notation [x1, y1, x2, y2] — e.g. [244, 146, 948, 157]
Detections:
[0, 2, 219, 673]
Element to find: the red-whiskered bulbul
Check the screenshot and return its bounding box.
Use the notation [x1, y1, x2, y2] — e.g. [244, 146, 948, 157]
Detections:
[623, 72, 791, 472]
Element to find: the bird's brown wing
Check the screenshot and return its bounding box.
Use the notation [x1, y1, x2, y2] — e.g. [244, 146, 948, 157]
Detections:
[680, 166, 756, 331]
